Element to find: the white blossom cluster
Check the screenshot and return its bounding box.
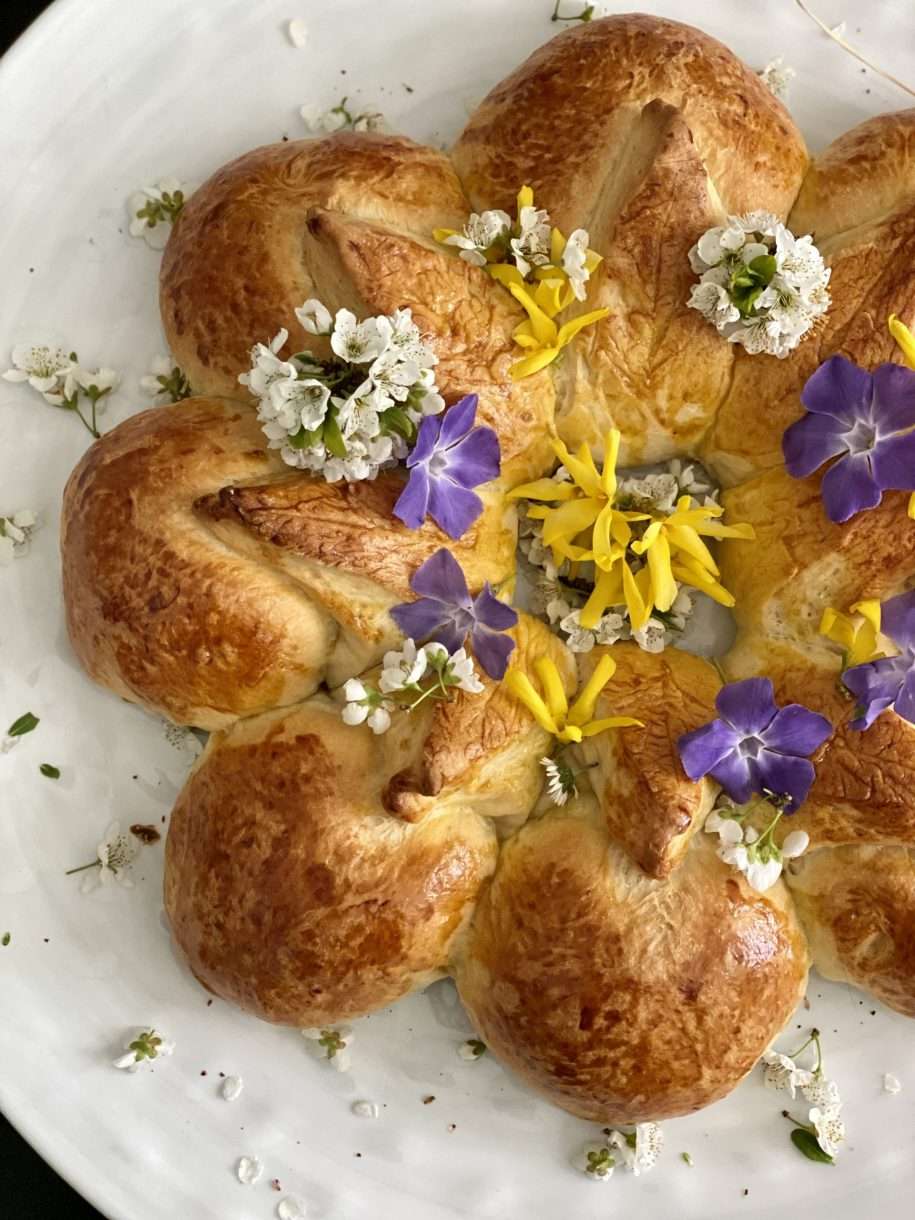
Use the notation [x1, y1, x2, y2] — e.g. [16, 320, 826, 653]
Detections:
[0, 509, 38, 566]
[520, 459, 713, 654]
[239, 301, 443, 481]
[705, 802, 809, 892]
[127, 177, 189, 250]
[3, 343, 118, 408]
[340, 639, 483, 735]
[300, 98, 386, 134]
[573, 1122, 663, 1181]
[761, 1042, 846, 1159]
[442, 205, 593, 301]
[758, 57, 795, 101]
[688, 212, 830, 358]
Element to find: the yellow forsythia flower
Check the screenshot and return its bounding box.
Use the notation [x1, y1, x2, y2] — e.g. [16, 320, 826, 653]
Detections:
[819, 599, 884, 666]
[504, 653, 642, 745]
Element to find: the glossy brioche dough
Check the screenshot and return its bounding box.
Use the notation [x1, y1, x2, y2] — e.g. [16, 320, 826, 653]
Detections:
[61, 397, 515, 729]
[164, 616, 571, 1025]
[454, 793, 808, 1123]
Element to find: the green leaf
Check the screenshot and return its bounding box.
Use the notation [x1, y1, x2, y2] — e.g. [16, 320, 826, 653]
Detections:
[790, 1128, 834, 1164]
[381, 406, 416, 441]
[323, 411, 348, 459]
[287, 424, 322, 451]
[748, 253, 778, 283]
[39, 763, 60, 779]
[1, 932, 9, 947]
[7, 712, 39, 737]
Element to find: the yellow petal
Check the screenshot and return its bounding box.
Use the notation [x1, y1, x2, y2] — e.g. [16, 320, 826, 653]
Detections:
[541, 497, 602, 549]
[504, 670, 559, 735]
[622, 561, 652, 631]
[510, 347, 561, 379]
[909, 490, 915, 520]
[555, 724, 584, 744]
[851, 599, 881, 632]
[644, 531, 678, 612]
[579, 564, 623, 629]
[552, 437, 603, 498]
[819, 607, 854, 651]
[534, 277, 567, 319]
[890, 313, 915, 370]
[534, 656, 570, 725]
[432, 227, 459, 243]
[666, 523, 719, 576]
[601, 430, 621, 501]
[487, 264, 527, 291]
[517, 184, 534, 213]
[508, 283, 558, 346]
[578, 716, 644, 737]
[550, 227, 566, 265]
[507, 477, 579, 502]
[568, 653, 616, 726]
[671, 560, 736, 607]
[555, 307, 611, 349]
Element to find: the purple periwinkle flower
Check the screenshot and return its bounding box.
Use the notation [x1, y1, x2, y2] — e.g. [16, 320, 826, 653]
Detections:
[390, 548, 518, 679]
[393, 394, 500, 539]
[844, 589, 915, 730]
[678, 677, 832, 812]
[782, 355, 915, 523]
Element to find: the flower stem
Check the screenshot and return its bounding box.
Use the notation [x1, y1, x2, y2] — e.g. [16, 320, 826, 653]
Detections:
[64, 860, 100, 876]
[71, 397, 100, 439]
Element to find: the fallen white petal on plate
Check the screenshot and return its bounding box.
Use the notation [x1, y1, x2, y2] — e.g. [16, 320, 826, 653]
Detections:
[221, 1075, 243, 1101]
[236, 1155, 263, 1185]
[287, 19, 307, 47]
[277, 1197, 307, 1219]
[352, 1099, 379, 1118]
[884, 1073, 902, 1094]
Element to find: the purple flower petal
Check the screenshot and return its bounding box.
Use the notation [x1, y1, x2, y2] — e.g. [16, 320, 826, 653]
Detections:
[880, 591, 915, 651]
[406, 414, 442, 469]
[471, 625, 515, 680]
[390, 597, 450, 641]
[393, 464, 431, 529]
[438, 394, 479, 447]
[844, 655, 909, 730]
[678, 719, 742, 780]
[870, 429, 915, 491]
[871, 363, 915, 434]
[820, 451, 882, 523]
[708, 749, 756, 805]
[429, 619, 472, 655]
[409, 547, 472, 607]
[782, 411, 849, 478]
[715, 678, 778, 736]
[800, 354, 873, 423]
[472, 583, 519, 631]
[893, 666, 915, 725]
[427, 478, 484, 539]
[753, 751, 817, 812]
[442, 427, 501, 489]
[760, 704, 832, 756]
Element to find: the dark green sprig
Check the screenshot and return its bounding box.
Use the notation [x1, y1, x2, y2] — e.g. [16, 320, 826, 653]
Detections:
[151, 365, 192, 403]
[39, 763, 60, 779]
[7, 712, 39, 738]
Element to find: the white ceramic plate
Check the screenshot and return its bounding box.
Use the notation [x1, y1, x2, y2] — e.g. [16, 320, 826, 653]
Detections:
[2, 1, 914, 1216]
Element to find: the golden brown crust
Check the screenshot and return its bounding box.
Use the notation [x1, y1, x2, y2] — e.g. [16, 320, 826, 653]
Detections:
[578, 644, 720, 877]
[165, 698, 500, 1025]
[161, 134, 552, 486]
[455, 795, 808, 1123]
[705, 113, 915, 485]
[786, 845, 915, 1017]
[62, 398, 515, 727]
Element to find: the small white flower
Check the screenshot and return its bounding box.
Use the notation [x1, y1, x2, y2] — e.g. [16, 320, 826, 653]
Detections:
[609, 1123, 664, 1175]
[379, 639, 427, 693]
[301, 1025, 353, 1071]
[127, 177, 188, 249]
[3, 343, 72, 393]
[561, 228, 592, 300]
[744, 853, 784, 892]
[541, 756, 576, 806]
[801, 1076, 842, 1108]
[340, 679, 393, 734]
[883, 1072, 902, 1095]
[761, 1051, 814, 1099]
[330, 310, 390, 364]
[0, 508, 39, 563]
[443, 647, 485, 695]
[510, 203, 551, 277]
[809, 1103, 845, 1158]
[632, 617, 668, 654]
[80, 821, 138, 893]
[300, 101, 348, 133]
[759, 57, 796, 101]
[444, 209, 512, 266]
[558, 608, 597, 653]
[221, 1075, 244, 1101]
[112, 1028, 174, 1072]
[236, 1155, 263, 1185]
[276, 1198, 307, 1220]
[781, 830, 810, 860]
[352, 1099, 379, 1119]
[77, 367, 119, 396]
[572, 1141, 615, 1181]
[140, 354, 175, 395]
[295, 298, 333, 336]
[286, 18, 307, 47]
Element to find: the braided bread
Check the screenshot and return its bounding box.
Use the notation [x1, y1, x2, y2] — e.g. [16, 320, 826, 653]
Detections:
[61, 14, 915, 1122]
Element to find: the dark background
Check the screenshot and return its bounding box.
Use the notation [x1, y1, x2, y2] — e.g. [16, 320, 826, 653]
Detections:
[0, 5, 104, 1216]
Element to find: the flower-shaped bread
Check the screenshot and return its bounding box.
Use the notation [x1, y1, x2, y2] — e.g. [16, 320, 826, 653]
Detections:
[61, 14, 915, 1123]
